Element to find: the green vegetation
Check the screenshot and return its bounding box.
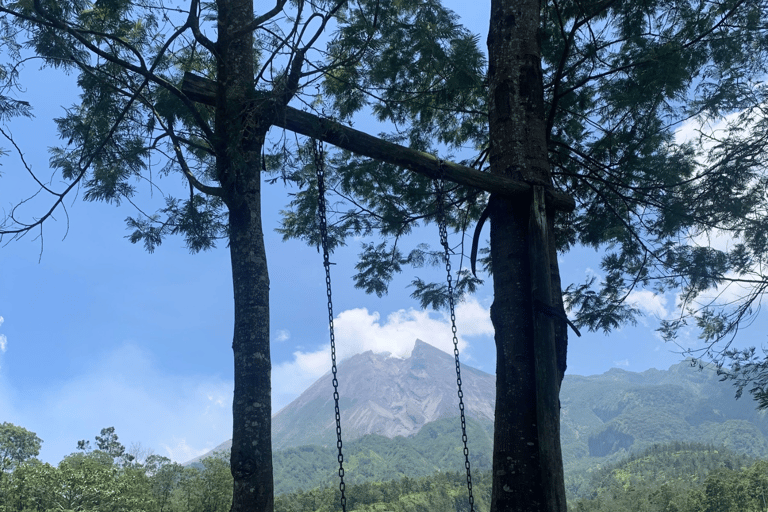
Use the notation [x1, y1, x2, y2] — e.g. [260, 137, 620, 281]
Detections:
[0, 423, 491, 512]
[6, 423, 768, 512]
[0, 424, 230, 512]
[565, 442, 755, 500]
[559, 363, 768, 476]
[275, 471, 492, 512]
[272, 417, 493, 495]
[568, 443, 768, 512]
[0, 423, 42, 473]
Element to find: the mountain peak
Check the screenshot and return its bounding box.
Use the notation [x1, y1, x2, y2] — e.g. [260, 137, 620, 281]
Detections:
[271, 338, 496, 450]
[411, 338, 451, 359]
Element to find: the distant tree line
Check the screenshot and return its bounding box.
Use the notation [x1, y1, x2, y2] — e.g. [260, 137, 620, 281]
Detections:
[0, 423, 231, 512]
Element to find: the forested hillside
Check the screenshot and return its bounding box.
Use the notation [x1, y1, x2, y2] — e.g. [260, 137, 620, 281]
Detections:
[560, 363, 768, 470]
[568, 443, 768, 512]
[271, 418, 493, 494]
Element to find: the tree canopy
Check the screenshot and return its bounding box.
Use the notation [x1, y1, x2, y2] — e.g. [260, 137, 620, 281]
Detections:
[3, 0, 768, 510]
[0, 422, 41, 473]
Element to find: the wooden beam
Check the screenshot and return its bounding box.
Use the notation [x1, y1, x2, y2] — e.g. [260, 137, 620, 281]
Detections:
[181, 72, 576, 212]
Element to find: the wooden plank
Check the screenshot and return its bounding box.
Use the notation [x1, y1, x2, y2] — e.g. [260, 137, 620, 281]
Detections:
[181, 73, 576, 212]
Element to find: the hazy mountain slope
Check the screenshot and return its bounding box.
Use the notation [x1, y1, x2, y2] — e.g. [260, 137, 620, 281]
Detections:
[186, 339, 768, 491]
[560, 364, 768, 472]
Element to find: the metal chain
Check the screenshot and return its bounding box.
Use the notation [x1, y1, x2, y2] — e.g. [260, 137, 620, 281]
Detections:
[314, 139, 347, 512]
[434, 172, 475, 512]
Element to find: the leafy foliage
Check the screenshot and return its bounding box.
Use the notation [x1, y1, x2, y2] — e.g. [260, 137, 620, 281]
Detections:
[0, 426, 227, 512]
[273, 0, 489, 301]
[8, 424, 768, 512]
[0, 65, 32, 166]
[569, 443, 768, 512]
[0, 0, 225, 250]
[541, 0, 768, 345]
[719, 347, 768, 409]
[268, 0, 768, 361]
[0, 422, 42, 473]
[275, 469, 492, 512]
[269, 417, 492, 495]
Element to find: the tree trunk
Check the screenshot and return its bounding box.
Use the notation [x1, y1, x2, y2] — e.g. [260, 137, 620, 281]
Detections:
[216, 0, 274, 511]
[487, 0, 567, 510]
[228, 195, 273, 512]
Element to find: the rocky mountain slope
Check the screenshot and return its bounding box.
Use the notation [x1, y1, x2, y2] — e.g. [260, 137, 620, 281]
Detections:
[271, 338, 495, 450]
[184, 339, 494, 466]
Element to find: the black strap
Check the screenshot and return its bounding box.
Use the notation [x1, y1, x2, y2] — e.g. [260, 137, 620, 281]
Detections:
[534, 299, 582, 337]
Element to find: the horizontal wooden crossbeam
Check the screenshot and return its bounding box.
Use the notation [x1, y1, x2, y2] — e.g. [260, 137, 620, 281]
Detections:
[181, 72, 576, 212]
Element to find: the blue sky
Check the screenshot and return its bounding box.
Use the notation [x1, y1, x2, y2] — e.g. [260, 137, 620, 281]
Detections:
[1, 0, 766, 466]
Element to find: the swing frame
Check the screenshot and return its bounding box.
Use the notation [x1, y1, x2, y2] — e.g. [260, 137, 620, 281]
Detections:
[313, 140, 475, 512]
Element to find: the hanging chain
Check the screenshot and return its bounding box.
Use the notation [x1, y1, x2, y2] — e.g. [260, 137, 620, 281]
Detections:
[314, 139, 347, 512]
[434, 169, 475, 512]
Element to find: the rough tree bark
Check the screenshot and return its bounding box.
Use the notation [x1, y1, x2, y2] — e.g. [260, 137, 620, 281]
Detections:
[215, 0, 273, 510]
[487, 0, 568, 510]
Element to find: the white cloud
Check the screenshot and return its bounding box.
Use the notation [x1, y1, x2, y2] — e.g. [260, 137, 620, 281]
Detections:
[0, 315, 6, 353]
[271, 297, 493, 412]
[685, 270, 756, 309]
[688, 227, 736, 254]
[333, 296, 493, 360]
[674, 110, 742, 148]
[613, 359, 629, 367]
[626, 290, 669, 319]
[584, 267, 601, 280]
[9, 343, 232, 465]
[161, 437, 211, 463]
[454, 298, 496, 338]
[275, 329, 290, 342]
[272, 349, 333, 414]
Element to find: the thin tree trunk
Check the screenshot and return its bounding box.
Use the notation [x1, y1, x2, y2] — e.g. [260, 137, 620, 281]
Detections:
[487, 0, 567, 510]
[216, 0, 274, 510]
[228, 198, 273, 512]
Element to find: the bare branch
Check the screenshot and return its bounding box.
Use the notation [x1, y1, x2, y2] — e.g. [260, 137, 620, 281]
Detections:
[234, 0, 289, 38]
[161, 117, 224, 197]
[187, 0, 217, 55]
